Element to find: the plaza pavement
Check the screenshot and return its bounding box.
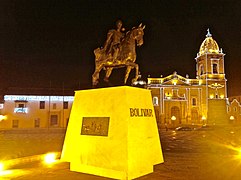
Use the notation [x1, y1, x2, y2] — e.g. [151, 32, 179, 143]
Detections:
[1, 125, 241, 179]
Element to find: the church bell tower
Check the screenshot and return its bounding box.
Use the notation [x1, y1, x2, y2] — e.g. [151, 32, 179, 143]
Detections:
[195, 29, 228, 124]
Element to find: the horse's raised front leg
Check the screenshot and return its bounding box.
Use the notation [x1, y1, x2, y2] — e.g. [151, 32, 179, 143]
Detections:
[104, 67, 113, 83]
[124, 62, 139, 84]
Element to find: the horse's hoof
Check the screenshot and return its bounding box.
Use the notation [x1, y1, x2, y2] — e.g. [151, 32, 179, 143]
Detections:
[104, 78, 109, 82]
[92, 80, 99, 86]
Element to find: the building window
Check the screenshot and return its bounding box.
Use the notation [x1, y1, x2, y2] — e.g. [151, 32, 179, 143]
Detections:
[63, 101, 68, 109]
[234, 107, 237, 112]
[50, 115, 58, 126]
[12, 120, 19, 128]
[192, 98, 197, 106]
[14, 102, 28, 113]
[35, 118, 40, 128]
[40, 101, 45, 109]
[18, 103, 24, 108]
[212, 63, 218, 74]
[153, 97, 158, 106]
[53, 103, 57, 109]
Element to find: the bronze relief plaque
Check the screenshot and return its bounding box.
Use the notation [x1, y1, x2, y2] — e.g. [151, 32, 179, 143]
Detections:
[81, 117, 110, 136]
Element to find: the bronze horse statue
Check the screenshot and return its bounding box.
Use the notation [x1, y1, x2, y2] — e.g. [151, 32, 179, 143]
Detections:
[92, 24, 145, 86]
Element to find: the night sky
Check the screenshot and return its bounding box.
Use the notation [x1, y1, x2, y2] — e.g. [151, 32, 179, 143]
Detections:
[1, 0, 241, 96]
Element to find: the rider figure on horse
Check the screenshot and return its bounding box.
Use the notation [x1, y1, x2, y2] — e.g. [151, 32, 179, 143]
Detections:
[103, 20, 125, 62]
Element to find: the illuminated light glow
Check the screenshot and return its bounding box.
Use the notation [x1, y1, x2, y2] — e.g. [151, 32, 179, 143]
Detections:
[0, 115, 7, 121]
[209, 94, 214, 99]
[4, 95, 74, 102]
[138, 81, 146, 85]
[209, 83, 224, 89]
[0, 162, 4, 171]
[230, 116, 235, 120]
[0, 169, 30, 177]
[172, 80, 177, 85]
[133, 80, 146, 85]
[14, 108, 28, 113]
[0, 160, 31, 177]
[199, 80, 202, 85]
[44, 153, 57, 164]
[235, 148, 241, 160]
[0, 170, 12, 176]
[201, 116, 206, 120]
[225, 145, 241, 160]
[165, 93, 172, 99]
[220, 94, 224, 99]
[171, 116, 176, 121]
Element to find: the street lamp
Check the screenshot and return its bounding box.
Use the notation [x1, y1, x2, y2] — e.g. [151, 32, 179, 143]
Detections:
[171, 116, 176, 128]
[201, 116, 206, 125]
[171, 116, 176, 121]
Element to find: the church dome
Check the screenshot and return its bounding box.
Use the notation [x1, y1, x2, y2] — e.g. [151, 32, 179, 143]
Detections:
[199, 29, 219, 56]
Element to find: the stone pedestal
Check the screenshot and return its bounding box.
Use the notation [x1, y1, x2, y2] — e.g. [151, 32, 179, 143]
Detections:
[61, 86, 164, 180]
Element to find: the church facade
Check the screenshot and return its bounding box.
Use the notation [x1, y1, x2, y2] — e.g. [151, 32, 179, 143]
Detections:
[147, 30, 228, 126]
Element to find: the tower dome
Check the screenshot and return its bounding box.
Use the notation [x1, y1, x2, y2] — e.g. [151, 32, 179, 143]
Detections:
[199, 29, 219, 56]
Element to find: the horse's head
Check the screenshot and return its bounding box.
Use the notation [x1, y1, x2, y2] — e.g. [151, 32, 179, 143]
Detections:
[132, 23, 145, 46]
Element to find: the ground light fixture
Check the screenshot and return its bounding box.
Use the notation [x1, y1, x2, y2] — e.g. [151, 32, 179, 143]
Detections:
[0, 162, 12, 177]
[43, 153, 58, 165]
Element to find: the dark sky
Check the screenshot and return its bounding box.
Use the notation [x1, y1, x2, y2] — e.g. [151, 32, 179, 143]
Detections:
[1, 0, 241, 96]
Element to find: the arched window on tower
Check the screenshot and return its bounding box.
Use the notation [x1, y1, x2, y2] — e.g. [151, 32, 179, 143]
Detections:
[212, 63, 218, 74]
[200, 65, 204, 75]
[192, 97, 197, 106]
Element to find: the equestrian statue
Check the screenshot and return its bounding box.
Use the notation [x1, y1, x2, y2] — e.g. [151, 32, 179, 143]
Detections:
[92, 20, 145, 86]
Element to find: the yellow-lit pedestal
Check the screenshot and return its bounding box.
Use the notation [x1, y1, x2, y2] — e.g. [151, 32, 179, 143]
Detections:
[61, 86, 164, 180]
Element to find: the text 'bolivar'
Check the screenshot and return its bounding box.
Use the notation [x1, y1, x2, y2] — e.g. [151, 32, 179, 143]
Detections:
[130, 108, 153, 117]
